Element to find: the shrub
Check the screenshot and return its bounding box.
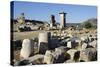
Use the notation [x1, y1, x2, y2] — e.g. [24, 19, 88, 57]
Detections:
[84, 22, 92, 29]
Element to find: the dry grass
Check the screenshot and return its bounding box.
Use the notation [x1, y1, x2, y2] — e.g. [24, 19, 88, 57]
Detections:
[13, 31, 43, 40]
[13, 47, 39, 61]
[14, 50, 20, 61]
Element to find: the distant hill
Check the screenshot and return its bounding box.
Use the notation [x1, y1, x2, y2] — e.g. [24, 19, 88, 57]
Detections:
[12, 19, 44, 25]
[66, 23, 81, 27]
[82, 18, 97, 28]
[83, 18, 97, 24]
[12, 18, 97, 29]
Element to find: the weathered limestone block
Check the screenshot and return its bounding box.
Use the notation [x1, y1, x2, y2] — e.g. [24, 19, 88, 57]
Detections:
[80, 36, 88, 42]
[82, 43, 88, 50]
[67, 49, 78, 60]
[53, 48, 71, 63]
[28, 54, 44, 64]
[52, 46, 67, 60]
[20, 39, 33, 59]
[55, 46, 66, 55]
[43, 50, 54, 64]
[74, 39, 82, 50]
[89, 40, 97, 48]
[79, 48, 97, 62]
[67, 41, 72, 48]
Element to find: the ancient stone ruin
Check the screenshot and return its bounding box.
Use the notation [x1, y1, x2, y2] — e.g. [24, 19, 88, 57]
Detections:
[59, 12, 66, 29]
[12, 11, 97, 66]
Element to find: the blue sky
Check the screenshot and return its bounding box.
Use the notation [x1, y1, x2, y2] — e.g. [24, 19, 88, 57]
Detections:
[12, 1, 97, 23]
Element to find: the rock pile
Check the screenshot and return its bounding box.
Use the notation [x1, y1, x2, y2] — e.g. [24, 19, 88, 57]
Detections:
[14, 31, 97, 66]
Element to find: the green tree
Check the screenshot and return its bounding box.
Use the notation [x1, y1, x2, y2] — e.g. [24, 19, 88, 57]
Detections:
[84, 22, 92, 29]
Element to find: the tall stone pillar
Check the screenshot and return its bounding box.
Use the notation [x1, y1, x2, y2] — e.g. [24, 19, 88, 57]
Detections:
[38, 32, 51, 54]
[59, 12, 67, 29]
[50, 15, 55, 28]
